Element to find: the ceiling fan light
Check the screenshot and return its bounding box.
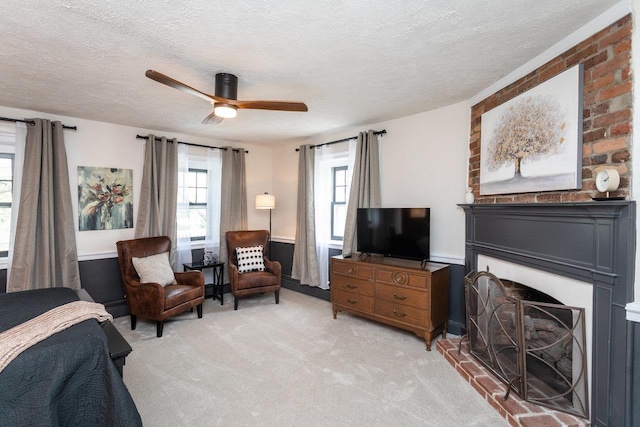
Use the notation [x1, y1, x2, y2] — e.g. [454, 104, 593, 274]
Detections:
[214, 104, 237, 118]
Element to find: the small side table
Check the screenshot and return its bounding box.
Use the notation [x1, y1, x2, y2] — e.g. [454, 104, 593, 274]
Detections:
[183, 261, 225, 305]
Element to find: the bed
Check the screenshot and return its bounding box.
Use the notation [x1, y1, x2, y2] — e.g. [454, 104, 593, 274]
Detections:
[0, 287, 142, 426]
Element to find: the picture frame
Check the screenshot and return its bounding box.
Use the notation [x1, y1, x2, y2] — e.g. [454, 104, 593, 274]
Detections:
[78, 166, 133, 231]
[480, 64, 583, 195]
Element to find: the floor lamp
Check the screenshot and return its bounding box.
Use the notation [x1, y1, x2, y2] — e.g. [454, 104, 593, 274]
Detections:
[255, 192, 275, 255]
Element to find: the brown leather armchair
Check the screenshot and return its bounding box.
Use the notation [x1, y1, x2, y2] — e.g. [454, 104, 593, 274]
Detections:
[116, 236, 205, 337]
[226, 230, 282, 310]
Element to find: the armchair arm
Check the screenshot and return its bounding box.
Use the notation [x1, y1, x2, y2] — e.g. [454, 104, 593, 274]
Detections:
[264, 258, 282, 280]
[174, 271, 205, 290]
[228, 263, 239, 293]
[123, 279, 164, 316]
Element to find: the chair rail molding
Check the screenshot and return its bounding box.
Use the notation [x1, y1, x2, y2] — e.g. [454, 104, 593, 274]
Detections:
[626, 302, 640, 323]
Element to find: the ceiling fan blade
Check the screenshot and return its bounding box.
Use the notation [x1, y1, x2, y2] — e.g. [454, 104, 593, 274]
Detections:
[146, 70, 216, 103]
[146, 69, 308, 117]
[201, 111, 224, 125]
[233, 100, 308, 112]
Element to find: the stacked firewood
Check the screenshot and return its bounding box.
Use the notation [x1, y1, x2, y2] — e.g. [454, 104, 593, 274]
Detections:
[523, 315, 572, 379]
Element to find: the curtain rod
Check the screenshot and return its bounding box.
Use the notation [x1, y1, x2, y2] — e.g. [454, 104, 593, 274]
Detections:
[295, 129, 386, 151]
[0, 116, 77, 130]
[135, 135, 248, 153]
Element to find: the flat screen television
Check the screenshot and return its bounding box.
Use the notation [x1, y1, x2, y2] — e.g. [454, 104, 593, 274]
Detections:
[356, 207, 430, 261]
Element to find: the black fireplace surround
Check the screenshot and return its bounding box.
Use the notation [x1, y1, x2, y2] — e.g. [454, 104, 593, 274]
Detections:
[461, 201, 635, 427]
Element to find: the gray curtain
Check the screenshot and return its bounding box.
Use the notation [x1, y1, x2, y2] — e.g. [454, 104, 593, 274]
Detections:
[291, 145, 320, 286]
[342, 130, 381, 256]
[135, 134, 178, 266]
[219, 147, 247, 267]
[8, 119, 81, 292]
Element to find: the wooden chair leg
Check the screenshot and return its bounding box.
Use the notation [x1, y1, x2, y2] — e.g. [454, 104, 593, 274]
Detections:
[275, 290, 280, 304]
[131, 315, 137, 330]
[197, 304, 203, 318]
[156, 321, 164, 337]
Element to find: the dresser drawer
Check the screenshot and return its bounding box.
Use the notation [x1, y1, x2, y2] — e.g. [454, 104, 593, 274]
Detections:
[375, 299, 426, 326]
[375, 283, 427, 310]
[331, 274, 374, 297]
[376, 268, 429, 289]
[332, 288, 374, 314]
[332, 260, 375, 281]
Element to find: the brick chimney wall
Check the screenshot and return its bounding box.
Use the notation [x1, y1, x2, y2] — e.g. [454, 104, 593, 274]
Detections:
[469, 14, 632, 203]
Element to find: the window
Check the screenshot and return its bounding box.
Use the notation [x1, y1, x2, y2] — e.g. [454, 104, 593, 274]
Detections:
[0, 153, 14, 257]
[187, 168, 207, 240]
[331, 165, 348, 241]
[314, 142, 354, 246]
[312, 141, 354, 289]
[177, 145, 222, 252]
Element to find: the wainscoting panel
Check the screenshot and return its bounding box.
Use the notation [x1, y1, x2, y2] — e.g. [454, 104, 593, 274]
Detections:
[271, 241, 294, 276]
[447, 264, 466, 336]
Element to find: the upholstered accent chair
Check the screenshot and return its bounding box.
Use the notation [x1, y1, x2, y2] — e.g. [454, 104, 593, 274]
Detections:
[116, 236, 205, 337]
[226, 230, 282, 310]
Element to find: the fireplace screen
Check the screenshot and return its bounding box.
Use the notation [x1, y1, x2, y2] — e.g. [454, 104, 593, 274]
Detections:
[464, 270, 589, 419]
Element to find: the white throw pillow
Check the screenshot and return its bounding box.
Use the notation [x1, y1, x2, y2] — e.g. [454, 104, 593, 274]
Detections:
[236, 245, 266, 274]
[131, 252, 177, 287]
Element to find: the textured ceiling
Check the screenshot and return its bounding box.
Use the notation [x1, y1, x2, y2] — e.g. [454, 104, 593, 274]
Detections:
[0, 0, 623, 145]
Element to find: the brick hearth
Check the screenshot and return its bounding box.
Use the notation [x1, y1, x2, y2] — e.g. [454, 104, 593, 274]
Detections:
[437, 338, 589, 427]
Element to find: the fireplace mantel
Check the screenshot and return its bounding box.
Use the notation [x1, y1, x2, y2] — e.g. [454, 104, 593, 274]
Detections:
[460, 201, 635, 427]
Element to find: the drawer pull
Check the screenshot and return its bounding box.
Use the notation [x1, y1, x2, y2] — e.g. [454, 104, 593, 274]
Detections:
[347, 298, 358, 304]
[393, 292, 407, 300]
[346, 283, 358, 289]
[393, 309, 407, 318]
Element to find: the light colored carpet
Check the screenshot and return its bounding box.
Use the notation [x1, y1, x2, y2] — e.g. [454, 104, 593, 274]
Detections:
[113, 288, 506, 426]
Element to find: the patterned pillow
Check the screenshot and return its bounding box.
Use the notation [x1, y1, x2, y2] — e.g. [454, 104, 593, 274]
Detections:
[131, 252, 177, 287]
[236, 245, 266, 274]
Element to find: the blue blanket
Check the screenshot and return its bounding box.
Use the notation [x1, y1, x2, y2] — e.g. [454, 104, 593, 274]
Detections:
[0, 288, 142, 426]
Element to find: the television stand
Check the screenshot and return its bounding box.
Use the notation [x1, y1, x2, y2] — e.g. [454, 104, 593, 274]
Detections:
[330, 254, 449, 351]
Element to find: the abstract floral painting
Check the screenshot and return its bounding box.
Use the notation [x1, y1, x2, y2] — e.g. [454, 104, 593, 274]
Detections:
[480, 64, 583, 195]
[78, 166, 133, 231]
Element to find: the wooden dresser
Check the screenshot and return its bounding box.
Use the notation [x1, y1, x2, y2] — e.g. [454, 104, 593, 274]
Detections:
[330, 255, 450, 351]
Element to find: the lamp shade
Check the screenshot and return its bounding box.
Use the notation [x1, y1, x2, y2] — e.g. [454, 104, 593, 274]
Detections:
[255, 193, 275, 210]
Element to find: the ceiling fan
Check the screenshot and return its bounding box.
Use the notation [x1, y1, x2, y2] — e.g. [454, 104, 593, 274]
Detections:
[145, 70, 308, 124]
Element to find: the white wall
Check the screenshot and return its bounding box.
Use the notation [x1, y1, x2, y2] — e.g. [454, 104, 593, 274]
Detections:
[271, 101, 470, 264]
[271, 139, 303, 241]
[0, 104, 272, 261]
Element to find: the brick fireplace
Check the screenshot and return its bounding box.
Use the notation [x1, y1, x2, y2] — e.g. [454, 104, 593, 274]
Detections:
[458, 13, 635, 426]
[459, 202, 635, 426]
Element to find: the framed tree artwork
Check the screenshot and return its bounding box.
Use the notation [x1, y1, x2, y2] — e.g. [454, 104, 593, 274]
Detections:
[78, 166, 133, 231]
[480, 64, 583, 195]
